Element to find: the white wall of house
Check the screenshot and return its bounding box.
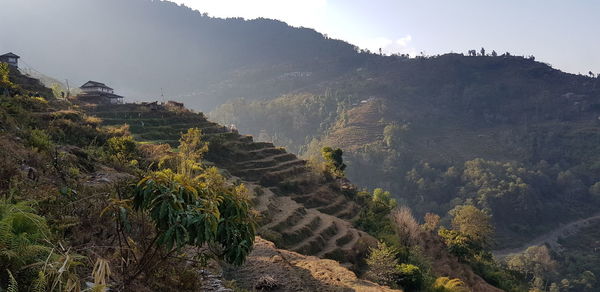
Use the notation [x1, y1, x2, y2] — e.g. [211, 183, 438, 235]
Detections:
[82, 86, 113, 94]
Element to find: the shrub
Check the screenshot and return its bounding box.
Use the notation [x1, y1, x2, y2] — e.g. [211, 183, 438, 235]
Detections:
[255, 275, 278, 291]
[394, 263, 423, 291]
[432, 277, 470, 292]
[132, 168, 256, 265]
[26, 128, 53, 152]
[366, 242, 400, 287]
[107, 135, 138, 164]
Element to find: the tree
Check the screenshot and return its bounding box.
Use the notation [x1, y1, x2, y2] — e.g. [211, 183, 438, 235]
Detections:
[321, 146, 346, 177]
[507, 245, 557, 285]
[118, 128, 256, 286]
[450, 205, 493, 248]
[0, 63, 16, 95]
[133, 168, 256, 265]
[365, 242, 424, 291]
[383, 123, 409, 148]
[366, 242, 400, 287]
[438, 227, 478, 260]
[177, 128, 208, 177]
[392, 206, 419, 247]
[423, 212, 441, 232]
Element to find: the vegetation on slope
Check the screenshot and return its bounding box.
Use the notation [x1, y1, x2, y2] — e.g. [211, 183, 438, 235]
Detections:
[0, 64, 257, 291]
[210, 53, 600, 248]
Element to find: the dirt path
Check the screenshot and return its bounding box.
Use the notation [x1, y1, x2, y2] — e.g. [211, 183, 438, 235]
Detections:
[493, 212, 600, 258]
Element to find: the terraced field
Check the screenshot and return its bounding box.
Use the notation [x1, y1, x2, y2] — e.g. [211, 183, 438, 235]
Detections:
[85, 103, 374, 265]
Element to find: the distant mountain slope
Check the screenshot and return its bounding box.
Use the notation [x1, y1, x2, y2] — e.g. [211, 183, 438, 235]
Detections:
[209, 53, 600, 248]
[0, 0, 361, 110]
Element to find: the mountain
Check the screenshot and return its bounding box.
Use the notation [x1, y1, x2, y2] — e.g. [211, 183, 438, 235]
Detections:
[209, 53, 600, 247]
[0, 0, 360, 110]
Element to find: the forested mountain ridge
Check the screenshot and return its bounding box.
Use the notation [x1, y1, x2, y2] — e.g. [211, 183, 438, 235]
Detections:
[210, 53, 600, 249]
[0, 0, 360, 110]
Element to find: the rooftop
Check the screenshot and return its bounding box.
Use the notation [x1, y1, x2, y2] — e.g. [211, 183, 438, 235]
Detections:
[0, 52, 20, 58]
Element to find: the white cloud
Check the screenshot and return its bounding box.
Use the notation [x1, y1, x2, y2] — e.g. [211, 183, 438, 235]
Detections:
[359, 34, 417, 56]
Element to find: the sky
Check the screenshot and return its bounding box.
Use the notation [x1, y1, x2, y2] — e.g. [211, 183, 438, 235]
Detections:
[170, 0, 600, 75]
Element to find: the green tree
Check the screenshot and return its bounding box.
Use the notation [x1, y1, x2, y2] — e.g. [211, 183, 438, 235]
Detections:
[450, 205, 493, 248]
[133, 168, 256, 265]
[383, 123, 409, 148]
[507, 245, 557, 286]
[321, 146, 346, 177]
[366, 242, 399, 287]
[130, 128, 255, 269]
[177, 128, 208, 177]
[365, 242, 423, 291]
[0, 63, 15, 95]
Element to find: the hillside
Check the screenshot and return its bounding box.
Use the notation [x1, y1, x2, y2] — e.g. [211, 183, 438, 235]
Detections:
[83, 102, 375, 266]
[0, 62, 427, 291]
[210, 54, 600, 250]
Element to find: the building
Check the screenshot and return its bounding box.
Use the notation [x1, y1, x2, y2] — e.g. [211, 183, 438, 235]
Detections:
[165, 100, 184, 108]
[0, 52, 20, 67]
[78, 81, 124, 104]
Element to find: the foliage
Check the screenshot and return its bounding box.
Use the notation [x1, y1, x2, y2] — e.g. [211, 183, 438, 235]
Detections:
[450, 205, 493, 249]
[392, 206, 420, 247]
[438, 228, 478, 260]
[507, 245, 558, 286]
[365, 242, 424, 291]
[26, 128, 54, 152]
[383, 122, 409, 149]
[423, 212, 441, 232]
[365, 242, 399, 287]
[395, 263, 423, 291]
[106, 135, 138, 164]
[0, 200, 83, 291]
[176, 128, 208, 177]
[321, 147, 347, 178]
[132, 168, 255, 265]
[431, 277, 470, 292]
[355, 188, 396, 241]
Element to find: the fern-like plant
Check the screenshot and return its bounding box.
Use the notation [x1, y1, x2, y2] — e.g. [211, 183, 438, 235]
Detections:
[0, 201, 51, 286]
[432, 277, 470, 292]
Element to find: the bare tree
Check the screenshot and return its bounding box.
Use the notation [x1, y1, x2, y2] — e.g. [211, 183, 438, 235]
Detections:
[392, 206, 420, 247]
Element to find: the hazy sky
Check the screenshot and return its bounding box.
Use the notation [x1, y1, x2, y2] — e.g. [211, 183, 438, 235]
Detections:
[171, 0, 600, 75]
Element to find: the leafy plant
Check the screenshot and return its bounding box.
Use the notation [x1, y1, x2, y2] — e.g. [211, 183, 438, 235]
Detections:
[432, 277, 470, 292]
[132, 168, 256, 265]
[321, 146, 346, 178]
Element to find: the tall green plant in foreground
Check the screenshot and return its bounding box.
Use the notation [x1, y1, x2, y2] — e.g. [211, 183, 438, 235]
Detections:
[0, 201, 50, 284]
[132, 128, 256, 266]
[0, 200, 82, 291]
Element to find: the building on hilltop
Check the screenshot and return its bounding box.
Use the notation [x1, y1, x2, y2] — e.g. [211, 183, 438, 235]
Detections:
[78, 80, 124, 104]
[0, 52, 20, 68]
[165, 100, 184, 108]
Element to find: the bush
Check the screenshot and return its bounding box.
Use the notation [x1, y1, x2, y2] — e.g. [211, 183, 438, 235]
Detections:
[255, 275, 278, 291]
[365, 242, 424, 291]
[132, 168, 256, 265]
[394, 263, 423, 291]
[432, 277, 470, 292]
[26, 128, 53, 152]
[107, 135, 138, 164]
